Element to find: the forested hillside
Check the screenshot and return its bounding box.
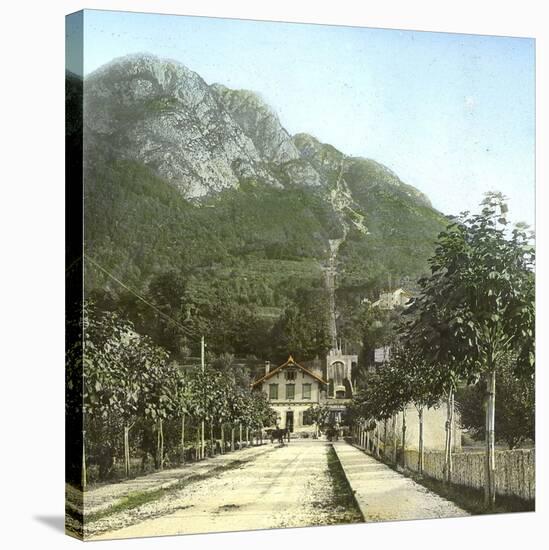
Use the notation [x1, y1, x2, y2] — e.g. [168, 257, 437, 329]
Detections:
[74, 54, 448, 361]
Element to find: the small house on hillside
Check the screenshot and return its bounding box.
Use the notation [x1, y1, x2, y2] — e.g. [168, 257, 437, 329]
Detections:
[372, 288, 413, 310]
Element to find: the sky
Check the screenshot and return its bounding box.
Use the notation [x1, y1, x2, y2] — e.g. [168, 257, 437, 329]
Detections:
[67, 9, 535, 226]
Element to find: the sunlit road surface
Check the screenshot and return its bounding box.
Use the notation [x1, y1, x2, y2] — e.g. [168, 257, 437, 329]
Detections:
[92, 440, 355, 540]
[333, 442, 469, 522]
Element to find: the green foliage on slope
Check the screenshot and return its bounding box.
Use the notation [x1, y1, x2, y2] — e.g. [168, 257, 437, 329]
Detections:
[84, 159, 333, 289]
[78, 57, 449, 360]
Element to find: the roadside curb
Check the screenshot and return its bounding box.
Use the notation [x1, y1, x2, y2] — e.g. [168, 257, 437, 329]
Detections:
[331, 443, 367, 521]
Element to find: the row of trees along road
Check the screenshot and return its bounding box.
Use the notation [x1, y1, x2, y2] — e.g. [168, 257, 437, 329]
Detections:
[67, 303, 277, 488]
[350, 193, 534, 509]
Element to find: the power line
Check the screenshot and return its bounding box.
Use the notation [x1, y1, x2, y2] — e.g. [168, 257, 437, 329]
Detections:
[84, 254, 199, 340]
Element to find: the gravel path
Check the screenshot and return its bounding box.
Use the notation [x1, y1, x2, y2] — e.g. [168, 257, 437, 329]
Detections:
[333, 442, 469, 522]
[69, 444, 272, 517]
[91, 440, 358, 540]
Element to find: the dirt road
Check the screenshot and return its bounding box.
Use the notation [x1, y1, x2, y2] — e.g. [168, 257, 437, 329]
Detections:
[92, 440, 360, 540]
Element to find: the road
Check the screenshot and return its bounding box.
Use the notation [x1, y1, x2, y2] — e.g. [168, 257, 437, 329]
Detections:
[91, 440, 360, 540]
[333, 442, 469, 522]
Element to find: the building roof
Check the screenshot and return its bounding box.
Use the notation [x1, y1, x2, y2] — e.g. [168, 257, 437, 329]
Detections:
[251, 355, 328, 387]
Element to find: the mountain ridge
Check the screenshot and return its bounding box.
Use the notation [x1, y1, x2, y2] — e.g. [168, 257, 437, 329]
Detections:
[83, 54, 432, 208]
[76, 54, 447, 331]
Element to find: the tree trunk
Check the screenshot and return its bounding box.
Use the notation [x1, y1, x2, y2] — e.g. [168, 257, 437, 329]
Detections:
[246, 426, 250, 447]
[239, 423, 243, 449]
[383, 418, 388, 457]
[210, 420, 214, 457]
[124, 425, 130, 477]
[201, 419, 205, 460]
[82, 430, 87, 490]
[221, 424, 225, 454]
[180, 414, 186, 463]
[448, 390, 454, 480]
[392, 414, 398, 465]
[418, 407, 424, 475]
[443, 389, 454, 483]
[485, 370, 497, 508]
[366, 429, 370, 453]
[231, 426, 235, 452]
[401, 408, 407, 467]
[156, 418, 164, 470]
[375, 423, 380, 457]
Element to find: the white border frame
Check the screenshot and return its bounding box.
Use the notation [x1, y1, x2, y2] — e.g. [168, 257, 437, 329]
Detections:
[1, 1, 546, 549]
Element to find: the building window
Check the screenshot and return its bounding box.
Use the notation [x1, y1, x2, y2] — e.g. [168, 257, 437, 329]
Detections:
[286, 384, 295, 400]
[285, 369, 296, 381]
[303, 409, 313, 425]
[302, 383, 312, 400]
[333, 361, 345, 386]
[269, 384, 278, 400]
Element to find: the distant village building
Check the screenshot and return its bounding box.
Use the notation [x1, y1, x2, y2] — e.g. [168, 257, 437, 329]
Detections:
[326, 342, 356, 398]
[324, 342, 358, 424]
[252, 345, 358, 433]
[371, 287, 413, 310]
[373, 345, 391, 364]
[251, 355, 327, 433]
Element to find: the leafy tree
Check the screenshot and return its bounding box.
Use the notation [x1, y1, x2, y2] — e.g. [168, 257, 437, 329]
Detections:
[174, 367, 193, 462]
[407, 193, 534, 507]
[351, 364, 409, 459]
[304, 404, 331, 436]
[456, 355, 535, 449]
[249, 391, 277, 438]
[270, 288, 332, 361]
[82, 303, 176, 479]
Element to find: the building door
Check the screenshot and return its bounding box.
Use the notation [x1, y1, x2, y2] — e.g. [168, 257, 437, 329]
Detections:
[286, 411, 294, 433]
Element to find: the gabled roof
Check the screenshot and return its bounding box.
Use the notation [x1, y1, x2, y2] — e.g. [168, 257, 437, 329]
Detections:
[252, 355, 328, 387]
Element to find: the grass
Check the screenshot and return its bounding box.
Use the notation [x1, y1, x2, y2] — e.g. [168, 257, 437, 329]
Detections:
[325, 445, 363, 523]
[406, 471, 535, 516]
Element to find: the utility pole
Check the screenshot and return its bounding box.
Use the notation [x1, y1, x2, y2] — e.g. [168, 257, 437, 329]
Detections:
[201, 335, 205, 460]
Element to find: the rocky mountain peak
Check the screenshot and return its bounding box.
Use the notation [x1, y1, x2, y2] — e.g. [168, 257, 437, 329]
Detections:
[82, 54, 434, 213]
[84, 55, 279, 198]
[211, 84, 301, 164]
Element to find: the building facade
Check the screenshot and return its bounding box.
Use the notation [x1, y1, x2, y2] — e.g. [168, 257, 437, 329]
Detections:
[252, 349, 358, 433]
[252, 356, 328, 433]
[370, 287, 413, 309]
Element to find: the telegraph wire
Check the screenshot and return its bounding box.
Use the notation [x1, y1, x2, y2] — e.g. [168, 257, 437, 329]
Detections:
[83, 254, 199, 340]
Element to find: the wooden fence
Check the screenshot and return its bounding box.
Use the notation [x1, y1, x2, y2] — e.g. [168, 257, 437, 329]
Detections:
[404, 449, 535, 501]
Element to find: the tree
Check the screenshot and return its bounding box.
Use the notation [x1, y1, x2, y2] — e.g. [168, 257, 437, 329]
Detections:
[270, 288, 332, 361]
[82, 303, 176, 479]
[305, 404, 331, 437]
[388, 344, 442, 472]
[249, 391, 277, 441]
[175, 368, 193, 462]
[351, 365, 408, 460]
[408, 193, 534, 507]
[456, 354, 535, 449]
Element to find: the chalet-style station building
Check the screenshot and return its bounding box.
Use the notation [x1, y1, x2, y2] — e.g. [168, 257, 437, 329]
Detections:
[252, 345, 358, 433]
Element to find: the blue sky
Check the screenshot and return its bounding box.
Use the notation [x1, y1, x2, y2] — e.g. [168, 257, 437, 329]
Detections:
[69, 9, 535, 226]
